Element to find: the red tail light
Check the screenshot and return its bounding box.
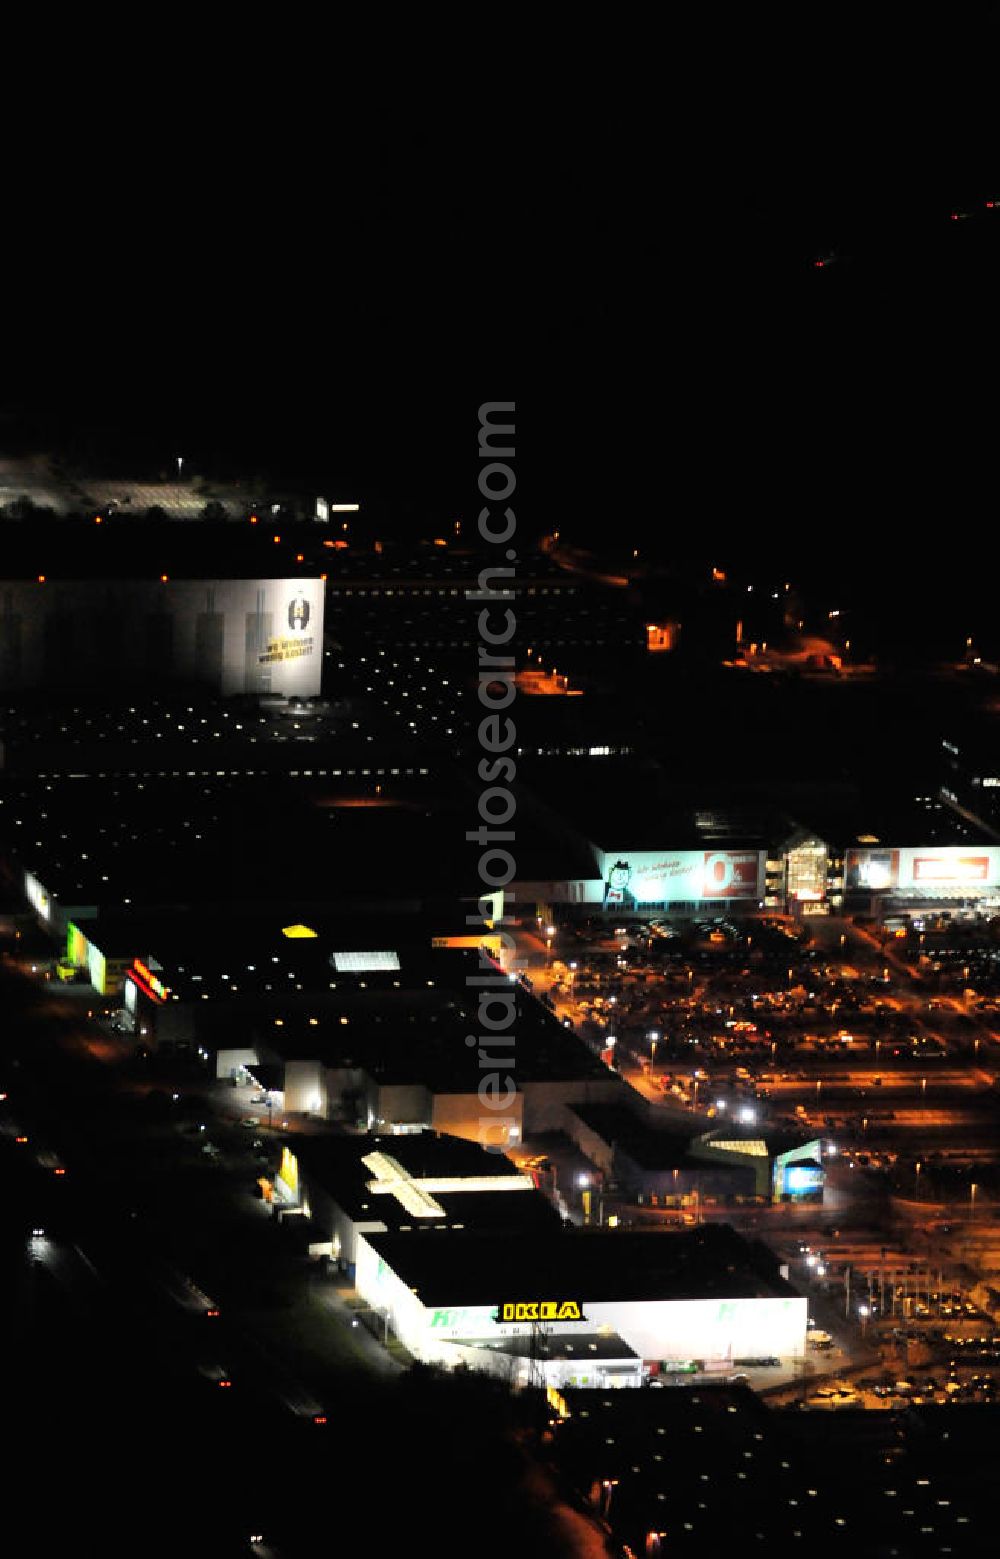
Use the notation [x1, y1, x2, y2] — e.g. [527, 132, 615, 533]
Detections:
[313, 1415, 327, 1425]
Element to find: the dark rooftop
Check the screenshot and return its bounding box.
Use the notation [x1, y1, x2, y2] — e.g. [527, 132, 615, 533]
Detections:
[290, 1132, 561, 1235]
[0, 519, 325, 581]
[257, 983, 615, 1091]
[363, 1223, 799, 1307]
[571, 1103, 697, 1169]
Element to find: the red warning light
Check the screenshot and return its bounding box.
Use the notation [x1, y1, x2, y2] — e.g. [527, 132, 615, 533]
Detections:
[813, 260, 825, 268]
[313, 1415, 328, 1425]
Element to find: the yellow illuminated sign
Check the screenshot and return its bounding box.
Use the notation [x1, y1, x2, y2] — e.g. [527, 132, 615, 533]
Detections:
[500, 1300, 583, 1322]
[282, 924, 318, 939]
[546, 1385, 571, 1418]
[278, 1146, 299, 1196]
[432, 935, 503, 955]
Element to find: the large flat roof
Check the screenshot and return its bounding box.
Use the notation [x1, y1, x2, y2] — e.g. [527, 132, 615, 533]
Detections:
[257, 979, 615, 1089]
[10, 774, 483, 918]
[364, 1224, 800, 1307]
[291, 1132, 561, 1233]
[0, 519, 325, 580]
[570, 1104, 699, 1170]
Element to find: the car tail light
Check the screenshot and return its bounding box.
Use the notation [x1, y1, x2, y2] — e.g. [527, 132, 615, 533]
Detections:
[206, 1309, 220, 1318]
[54, 1168, 66, 1176]
[313, 1415, 327, 1425]
[218, 1380, 232, 1389]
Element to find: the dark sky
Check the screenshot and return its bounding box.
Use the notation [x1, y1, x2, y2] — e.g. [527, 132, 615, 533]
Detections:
[4, 83, 997, 595]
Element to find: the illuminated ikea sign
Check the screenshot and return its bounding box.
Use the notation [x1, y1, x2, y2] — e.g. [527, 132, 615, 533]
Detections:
[499, 1300, 585, 1323]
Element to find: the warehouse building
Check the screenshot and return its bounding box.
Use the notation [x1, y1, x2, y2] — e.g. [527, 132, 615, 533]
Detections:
[353, 1223, 807, 1389]
[270, 1131, 560, 1270]
[0, 522, 325, 696]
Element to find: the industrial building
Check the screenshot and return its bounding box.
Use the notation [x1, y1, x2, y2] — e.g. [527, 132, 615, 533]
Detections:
[269, 1131, 560, 1270]
[0, 521, 326, 697]
[566, 1103, 824, 1206]
[351, 1222, 807, 1389]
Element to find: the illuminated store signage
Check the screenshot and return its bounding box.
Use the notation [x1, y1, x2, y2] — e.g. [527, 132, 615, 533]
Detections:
[429, 1307, 496, 1332]
[131, 959, 169, 1003]
[846, 846, 1000, 893]
[25, 872, 51, 922]
[278, 1146, 299, 1197]
[499, 1300, 585, 1322]
[600, 850, 764, 906]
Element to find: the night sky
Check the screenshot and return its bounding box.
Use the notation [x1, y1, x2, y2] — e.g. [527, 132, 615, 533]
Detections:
[4, 101, 997, 640]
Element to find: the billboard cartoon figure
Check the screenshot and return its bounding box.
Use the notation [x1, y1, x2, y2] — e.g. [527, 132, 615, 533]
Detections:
[288, 593, 311, 631]
[603, 859, 633, 910]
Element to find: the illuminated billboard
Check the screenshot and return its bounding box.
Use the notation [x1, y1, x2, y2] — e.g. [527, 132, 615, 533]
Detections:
[846, 847, 1000, 894]
[25, 871, 51, 922]
[599, 850, 765, 907]
[0, 577, 325, 697]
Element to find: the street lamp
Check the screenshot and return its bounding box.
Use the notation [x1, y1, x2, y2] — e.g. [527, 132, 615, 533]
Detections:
[176, 456, 184, 478]
[859, 1303, 869, 1335]
[971, 1182, 978, 1222]
[649, 1029, 660, 1064]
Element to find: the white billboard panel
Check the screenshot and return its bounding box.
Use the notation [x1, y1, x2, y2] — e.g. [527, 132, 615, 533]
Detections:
[24, 871, 51, 922]
[599, 849, 764, 906]
[846, 846, 1000, 893]
[0, 577, 325, 697]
